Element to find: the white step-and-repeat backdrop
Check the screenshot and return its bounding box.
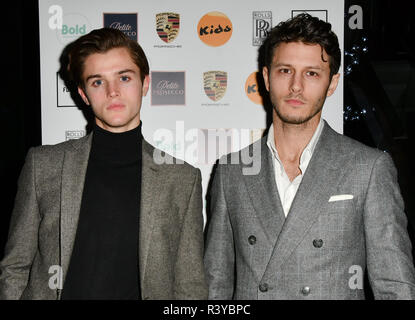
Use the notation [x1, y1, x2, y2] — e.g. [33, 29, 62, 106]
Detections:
[38, 0, 344, 221]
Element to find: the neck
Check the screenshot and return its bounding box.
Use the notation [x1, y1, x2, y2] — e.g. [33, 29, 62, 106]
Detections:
[91, 122, 142, 162]
[273, 111, 320, 163]
[95, 116, 141, 133]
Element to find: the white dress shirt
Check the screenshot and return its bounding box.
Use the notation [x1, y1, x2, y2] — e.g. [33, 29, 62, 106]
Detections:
[266, 119, 324, 217]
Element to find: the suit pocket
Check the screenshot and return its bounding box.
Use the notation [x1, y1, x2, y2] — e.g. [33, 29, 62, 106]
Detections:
[324, 196, 358, 225]
[315, 199, 362, 249]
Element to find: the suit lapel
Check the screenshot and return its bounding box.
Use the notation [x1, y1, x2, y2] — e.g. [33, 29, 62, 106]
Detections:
[60, 134, 92, 284]
[241, 138, 286, 245]
[139, 140, 162, 287]
[263, 123, 342, 275]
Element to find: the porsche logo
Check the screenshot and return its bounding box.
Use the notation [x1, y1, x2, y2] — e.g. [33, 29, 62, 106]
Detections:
[203, 71, 227, 102]
[156, 12, 180, 43]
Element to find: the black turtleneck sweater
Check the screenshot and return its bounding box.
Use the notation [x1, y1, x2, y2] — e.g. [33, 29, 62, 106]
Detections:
[62, 123, 142, 300]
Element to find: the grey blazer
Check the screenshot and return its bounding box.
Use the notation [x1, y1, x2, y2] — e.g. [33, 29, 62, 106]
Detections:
[0, 133, 208, 300]
[204, 121, 415, 299]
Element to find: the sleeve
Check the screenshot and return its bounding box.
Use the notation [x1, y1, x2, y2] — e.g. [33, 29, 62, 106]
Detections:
[174, 168, 208, 299]
[204, 164, 235, 299]
[0, 148, 41, 300]
[364, 152, 415, 299]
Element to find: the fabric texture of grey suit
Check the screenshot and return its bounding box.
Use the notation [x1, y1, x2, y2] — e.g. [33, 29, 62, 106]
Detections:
[0, 133, 208, 300]
[204, 121, 415, 300]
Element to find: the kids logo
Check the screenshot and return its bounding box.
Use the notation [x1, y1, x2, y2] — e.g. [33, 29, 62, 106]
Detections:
[203, 71, 227, 102]
[197, 11, 232, 47]
[245, 71, 263, 105]
[104, 13, 138, 41]
[156, 12, 180, 43]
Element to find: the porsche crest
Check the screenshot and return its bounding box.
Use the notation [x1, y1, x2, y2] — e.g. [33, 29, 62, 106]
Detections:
[156, 12, 180, 43]
[203, 71, 227, 102]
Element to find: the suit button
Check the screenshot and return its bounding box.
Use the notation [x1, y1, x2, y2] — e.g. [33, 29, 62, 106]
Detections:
[313, 239, 323, 248]
[301, 286, 310, 296]
[248, 235, 256, 245]
[259, 283, 268, 292]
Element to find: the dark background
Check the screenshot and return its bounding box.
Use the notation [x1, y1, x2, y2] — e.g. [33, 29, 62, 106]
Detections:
[1, 0, 414, 299]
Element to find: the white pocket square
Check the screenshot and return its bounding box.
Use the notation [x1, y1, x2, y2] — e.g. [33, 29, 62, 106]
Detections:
[328, 194, 354, 202]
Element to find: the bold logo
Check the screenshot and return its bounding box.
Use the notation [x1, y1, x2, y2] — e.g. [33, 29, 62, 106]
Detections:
[203, 71, 227, 102]
[56, 13, 90, 44]
[65, 130, 86, 141]
[253, 11, 272, 46]
[156, 12, 180, 43]
[103, 13, 138, 41]
[197, 11, 232, 47]
[151, 71, 185, 106]
[292, 10, 328, 22]
[245, 71, 263, 105]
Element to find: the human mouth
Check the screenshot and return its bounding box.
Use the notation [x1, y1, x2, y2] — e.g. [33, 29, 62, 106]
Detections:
[285, 98, 305, 106]
[107, 103, 125, 110]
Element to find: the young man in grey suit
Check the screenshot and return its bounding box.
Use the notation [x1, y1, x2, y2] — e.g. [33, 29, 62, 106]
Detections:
[204, 13, 415, 299]
[0, 28, 207, 300]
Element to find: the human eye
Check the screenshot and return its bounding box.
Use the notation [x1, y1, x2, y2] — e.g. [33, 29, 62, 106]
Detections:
[120, 75, 130, 82]
[91, 79, 103, 87]
[278, 68, 291, 74]
[306, 71, 319, 77]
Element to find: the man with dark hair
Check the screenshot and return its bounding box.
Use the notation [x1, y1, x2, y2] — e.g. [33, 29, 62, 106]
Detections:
[0, 28, 207, 300]
[204, 14, 415, 299]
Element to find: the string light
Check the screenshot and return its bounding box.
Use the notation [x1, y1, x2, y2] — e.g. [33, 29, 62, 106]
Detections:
[344, 106, 368, 121]
[344, 36, 369, 76]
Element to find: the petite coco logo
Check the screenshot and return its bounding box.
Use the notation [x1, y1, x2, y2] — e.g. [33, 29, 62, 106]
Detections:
[197, 11, 232, 47]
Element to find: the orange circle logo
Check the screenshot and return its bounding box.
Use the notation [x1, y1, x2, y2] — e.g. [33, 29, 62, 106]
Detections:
[245, 71, 263, 105]
[197, 11, 233, 47]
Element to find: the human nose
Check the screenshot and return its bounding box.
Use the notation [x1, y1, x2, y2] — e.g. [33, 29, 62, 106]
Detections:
[289, 72, 303, 94]
[107, 80, 120, 98]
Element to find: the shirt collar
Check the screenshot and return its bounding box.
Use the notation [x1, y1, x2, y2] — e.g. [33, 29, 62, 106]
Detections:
[266, 118, 324, 170]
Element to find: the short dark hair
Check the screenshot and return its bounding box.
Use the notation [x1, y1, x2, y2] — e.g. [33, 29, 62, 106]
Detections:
[68, 28, 149, 88]
[259, 13, 341, 78]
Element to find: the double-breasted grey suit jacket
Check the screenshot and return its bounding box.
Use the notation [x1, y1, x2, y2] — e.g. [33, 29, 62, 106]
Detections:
[204, 121, 415, 299]
[0, 133, 208, 300]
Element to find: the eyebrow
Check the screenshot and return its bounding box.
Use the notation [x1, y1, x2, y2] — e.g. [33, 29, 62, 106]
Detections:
[85, 69, 137, 83]
[273, 63, 323, 70]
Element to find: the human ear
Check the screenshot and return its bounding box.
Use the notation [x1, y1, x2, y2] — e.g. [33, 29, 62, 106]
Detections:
[77, 86, 90, 105]
[142, 75, 150, 97]
[262, 66, 270, 92]
[327, 73, 340, 97]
